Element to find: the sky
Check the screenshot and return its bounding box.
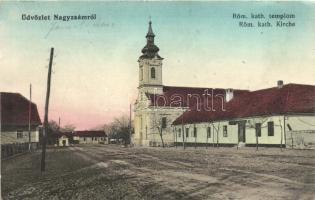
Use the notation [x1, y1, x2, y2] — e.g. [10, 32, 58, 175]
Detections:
[0, 1, 314, 129]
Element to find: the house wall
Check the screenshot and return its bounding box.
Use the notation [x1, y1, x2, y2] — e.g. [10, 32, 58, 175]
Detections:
[243, 116, 284, 145]
[174, 115, 315, 147]
[175, 121, 238, 145]
[1, 129, 39, 144]
[58, 136, 69, 146]
[77, 136, 107, 144]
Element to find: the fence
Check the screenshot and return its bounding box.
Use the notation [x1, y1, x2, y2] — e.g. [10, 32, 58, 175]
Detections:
[1, 142, 39, 159]
[286, 130, 315, 149]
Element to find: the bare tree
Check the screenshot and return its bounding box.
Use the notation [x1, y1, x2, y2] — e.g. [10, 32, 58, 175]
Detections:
[211, 122, 221, 148]
[46, 120, 60, 145]
[246, 117, 268, 151]
[100, 115, 133, 145]
[151, 113, 172, 148]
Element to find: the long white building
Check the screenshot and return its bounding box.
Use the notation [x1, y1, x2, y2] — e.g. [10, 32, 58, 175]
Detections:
[173, 83, 315, 149]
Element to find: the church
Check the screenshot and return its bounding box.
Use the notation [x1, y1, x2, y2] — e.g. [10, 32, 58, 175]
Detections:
[133, 21, 245, 147]
[133, 21, 315, 148]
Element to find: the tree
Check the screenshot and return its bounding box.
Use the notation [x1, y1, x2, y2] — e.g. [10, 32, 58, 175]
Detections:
[246, 117, 268, 151]
[211, 122, 221, 148]
[100, 115, 133, 145]
[46, 120, 59, 145]
[151, 113, 172, 148]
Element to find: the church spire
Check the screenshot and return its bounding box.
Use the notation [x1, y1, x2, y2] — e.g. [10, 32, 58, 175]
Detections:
[140, 20, 162, 60]
[146, 20, 155, 38]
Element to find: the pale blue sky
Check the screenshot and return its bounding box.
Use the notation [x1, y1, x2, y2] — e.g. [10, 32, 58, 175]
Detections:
[0, 2, 314, 129]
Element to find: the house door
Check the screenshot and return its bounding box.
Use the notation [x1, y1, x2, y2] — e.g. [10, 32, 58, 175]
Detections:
[238, 121, 246, 143]
[62, 140, 66, 146]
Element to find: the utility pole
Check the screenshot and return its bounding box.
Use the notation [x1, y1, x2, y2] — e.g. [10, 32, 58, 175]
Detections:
[28, 84, 32, 152]
[41, 47, 54, 172]
[181, 110, 185, 150]
[129, 104, 132, 145]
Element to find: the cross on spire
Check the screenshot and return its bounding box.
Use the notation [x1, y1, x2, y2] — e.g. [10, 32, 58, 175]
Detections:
[146, 18, 155, 38]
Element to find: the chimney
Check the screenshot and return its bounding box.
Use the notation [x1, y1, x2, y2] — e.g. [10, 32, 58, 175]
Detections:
[225, 88, 234, 102]
[277, 80, 284, 89]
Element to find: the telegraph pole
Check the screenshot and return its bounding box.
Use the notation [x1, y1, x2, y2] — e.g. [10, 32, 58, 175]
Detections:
[129, 104, 132, 145]
[28, 84, 32, 152]
[181, 110, 185, 150]
[41, 47, 54, 172]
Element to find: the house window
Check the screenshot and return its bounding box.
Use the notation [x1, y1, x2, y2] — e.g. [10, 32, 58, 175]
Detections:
[178, 128, 181, 137]
[17, 130, 23, 139]
[207, 127, 211, 138]
[162, 117, 167, 129]
[151, 67, 156, 79]
[268, 121, 274, 136]
[223, 125, 228, 137]
[193, 127, 197, 137]
[255, 123, 261, 137]
[185, 128, 189, 138]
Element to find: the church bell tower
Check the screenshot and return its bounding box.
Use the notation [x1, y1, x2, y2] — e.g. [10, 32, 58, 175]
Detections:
[138, 20, 163, 94]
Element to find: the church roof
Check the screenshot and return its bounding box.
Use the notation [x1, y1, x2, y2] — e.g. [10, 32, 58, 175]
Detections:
[146, 86, 248, 108]
[73, 130, 107, 137]
[172, 83, 315, 125]
[0, 92, 42, 127]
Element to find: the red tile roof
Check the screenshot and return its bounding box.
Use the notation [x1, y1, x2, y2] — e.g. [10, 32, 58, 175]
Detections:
[173, 84, 315, 125]
[73, 130, 107, 137]
[1, 92, 42, 127]
[147, 86, 248, 108]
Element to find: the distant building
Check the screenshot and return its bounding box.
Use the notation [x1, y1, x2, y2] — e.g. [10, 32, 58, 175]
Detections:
[54, 130, 107, 146]
[73, 130, 107, 144]
[1, 92, 42, 145]
[55, 132, 72, 147]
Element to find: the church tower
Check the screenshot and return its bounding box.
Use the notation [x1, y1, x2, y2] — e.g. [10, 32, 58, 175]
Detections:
[138, 20, 163, 95]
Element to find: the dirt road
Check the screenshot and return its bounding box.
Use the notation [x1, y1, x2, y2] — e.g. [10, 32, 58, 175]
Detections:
[1, 145, 315, 199]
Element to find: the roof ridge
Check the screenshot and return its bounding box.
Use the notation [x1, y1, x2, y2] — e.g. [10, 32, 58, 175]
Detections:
[249, 83, 315, 93]
[163, 85, 247, 91]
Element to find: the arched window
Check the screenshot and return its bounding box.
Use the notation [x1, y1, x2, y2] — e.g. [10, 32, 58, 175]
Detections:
[140, 67, 143, 80]
[151, 67, 156, 79]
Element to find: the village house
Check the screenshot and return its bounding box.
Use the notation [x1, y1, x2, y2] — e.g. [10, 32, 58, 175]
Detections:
[173, 82, 315, 148]
[1, 92, 42, 145]
[55, 131, 72, 147]
[72, 130, 107, 144]
[54, 130, 107, 146]
[133, 21, 315, 148]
